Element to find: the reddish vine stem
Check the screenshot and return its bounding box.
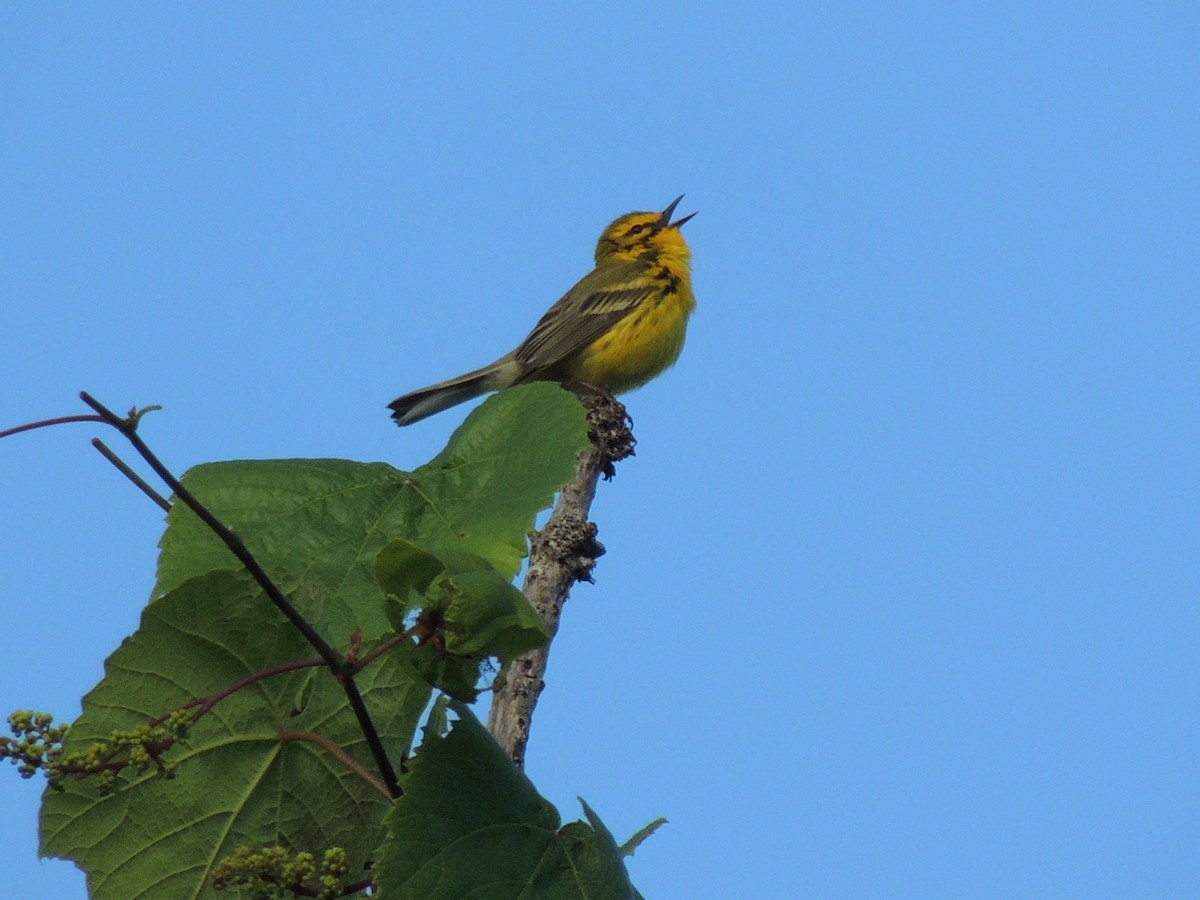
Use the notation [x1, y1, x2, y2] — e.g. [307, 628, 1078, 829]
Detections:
[0, 413, 107, 439]
[175, 657, 325, 722]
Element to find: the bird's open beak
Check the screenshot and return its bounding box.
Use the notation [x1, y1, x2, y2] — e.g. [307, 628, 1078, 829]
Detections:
[660, 194, 698, 229]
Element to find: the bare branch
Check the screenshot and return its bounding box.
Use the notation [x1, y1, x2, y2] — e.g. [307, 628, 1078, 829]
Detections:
[486, 393, 634, 767]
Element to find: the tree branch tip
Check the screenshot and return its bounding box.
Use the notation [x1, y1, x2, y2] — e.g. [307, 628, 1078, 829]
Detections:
[78, 392, 161, 432]
[582, 392, 636, 473]
[78, 390, 104, 411]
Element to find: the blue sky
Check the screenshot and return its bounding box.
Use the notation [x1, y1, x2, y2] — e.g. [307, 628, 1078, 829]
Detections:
[2, 5, 1197, 897]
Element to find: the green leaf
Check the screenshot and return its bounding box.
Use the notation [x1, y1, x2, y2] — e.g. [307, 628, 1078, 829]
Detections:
[376, 538, 447, 630]
[39, 384, 591, 896]
[414, 383, 589, 576]
[617, 815, 667, 857]
[377, 541, 549, 700]
[41, 570, 432, 900]
[432, 568, 549, 659]
[374, 704, 641, 899]
[378, 541, 549, 659]
[376, 539, 447, 600]
[408, 646, 485, 703]
[424, 694, 452, 740]
[154, 383, 588, 645]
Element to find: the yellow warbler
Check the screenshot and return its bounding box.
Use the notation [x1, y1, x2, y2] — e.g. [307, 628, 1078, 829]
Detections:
[388, 195, 696, 425]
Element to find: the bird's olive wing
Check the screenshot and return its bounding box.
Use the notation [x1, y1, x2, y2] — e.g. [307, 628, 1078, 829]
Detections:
[514, 262, 655, 371]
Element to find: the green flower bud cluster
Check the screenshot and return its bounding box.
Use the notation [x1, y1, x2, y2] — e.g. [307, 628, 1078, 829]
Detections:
[0, 710, 69, 779]
[211, 845, 353, 899]
[16, 706, 194, 793]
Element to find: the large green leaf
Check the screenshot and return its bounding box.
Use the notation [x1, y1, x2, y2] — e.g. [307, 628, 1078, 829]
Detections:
[374, 704, 644, 899]
[154, 384, 588, 645]
[41, 570, 431, 900]
[38, 384, 592, 897]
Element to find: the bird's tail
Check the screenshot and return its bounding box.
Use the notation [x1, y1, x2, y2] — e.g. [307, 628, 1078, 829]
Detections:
[388, 356, 521, 426]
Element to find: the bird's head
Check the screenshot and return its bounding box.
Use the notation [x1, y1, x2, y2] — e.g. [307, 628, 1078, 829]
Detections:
[594, 195, 697, 266]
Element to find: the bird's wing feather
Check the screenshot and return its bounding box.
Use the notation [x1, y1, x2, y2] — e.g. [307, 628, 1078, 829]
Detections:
[514, 261, 655, 371]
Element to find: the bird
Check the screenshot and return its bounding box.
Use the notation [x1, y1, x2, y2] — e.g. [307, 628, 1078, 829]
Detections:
[388, 195, 696, 426]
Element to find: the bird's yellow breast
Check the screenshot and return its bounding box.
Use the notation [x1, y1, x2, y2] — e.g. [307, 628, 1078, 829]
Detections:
[573, 283, 695, 393]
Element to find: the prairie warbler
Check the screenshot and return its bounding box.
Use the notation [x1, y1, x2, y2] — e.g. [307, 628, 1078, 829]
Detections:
[388, 195, 696, 425]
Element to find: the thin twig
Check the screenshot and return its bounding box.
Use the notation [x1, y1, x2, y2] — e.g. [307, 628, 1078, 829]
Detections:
[78, 391, 401, 798]
[92, 439, 172, 512]
[0, 413, 107, 440]
[486, 394, 633, 767]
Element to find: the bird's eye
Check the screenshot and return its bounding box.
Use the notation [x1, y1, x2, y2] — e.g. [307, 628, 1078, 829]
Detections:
[626, 223, 646, 236]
